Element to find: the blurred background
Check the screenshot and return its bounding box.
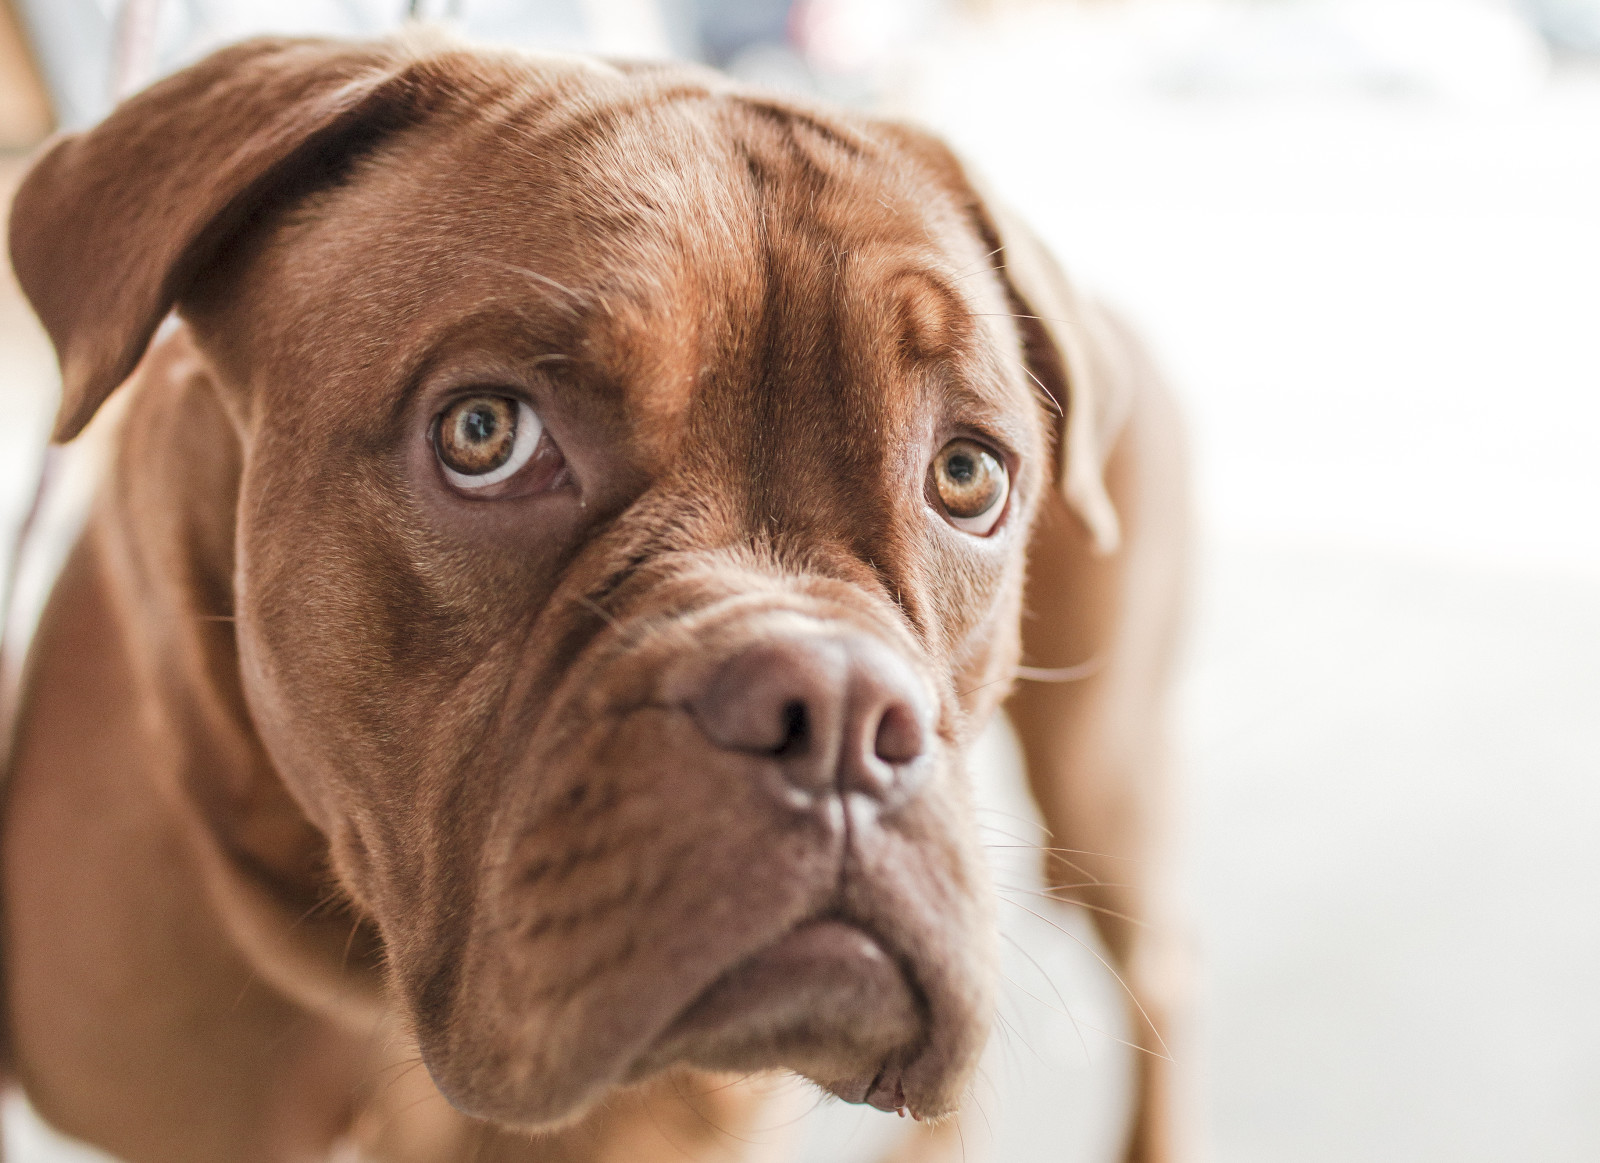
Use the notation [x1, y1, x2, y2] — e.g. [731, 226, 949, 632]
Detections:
[2, 1, 1598, 1160]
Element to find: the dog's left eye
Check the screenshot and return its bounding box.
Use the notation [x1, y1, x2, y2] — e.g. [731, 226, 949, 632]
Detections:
[931, 439, 1009, 535]
[434, 395, 544, 491]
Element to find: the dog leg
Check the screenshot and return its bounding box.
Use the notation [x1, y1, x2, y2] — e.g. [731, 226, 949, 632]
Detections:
[1005, 363, 1192, 1163]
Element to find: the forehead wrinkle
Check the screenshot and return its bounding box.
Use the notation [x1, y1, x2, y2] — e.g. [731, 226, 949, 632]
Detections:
[584, 126, 763, 479]
[881, 263, 977, 364]
[448, 92, 766, 482]
[734, 94, 875, 152]
[726, 268, 916, 565]
[704, 110, 967, 533]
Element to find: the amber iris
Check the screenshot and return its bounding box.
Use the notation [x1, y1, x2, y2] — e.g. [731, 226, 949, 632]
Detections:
[932, 439, 1006, 522]
[438, 396, 518, 476]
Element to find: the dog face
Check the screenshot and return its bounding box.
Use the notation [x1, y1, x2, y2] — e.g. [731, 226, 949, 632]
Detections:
[10, 37, 1110, 1129]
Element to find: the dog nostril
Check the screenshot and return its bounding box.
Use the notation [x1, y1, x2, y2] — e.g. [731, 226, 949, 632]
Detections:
[873, 701, 925, 766]
[773, 700, 810, 757]
[689, 633, 932, 807]
[689, 640, 844, 761]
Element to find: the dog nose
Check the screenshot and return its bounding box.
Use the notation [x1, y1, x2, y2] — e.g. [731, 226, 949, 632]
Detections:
[690, 634, 932, 807]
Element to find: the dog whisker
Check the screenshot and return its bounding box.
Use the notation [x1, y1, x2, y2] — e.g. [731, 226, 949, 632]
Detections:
[956, 672, 1013, 698]
[949, 1080, 983, 1161]
[364, 1052, 425, 1086]
[358, 1052, 434, 1121]
[637, 1083, 702, 1160]
[972, 310, 1080, 329]
[1002, 952, 1155, 1070]
[747, 1080, 832, 1134]
[957, 656, 1099, 699]
[983, 841, 1133, 862]
[472, 256, 592, 317]
[977, 824, 1071, 857]
[991, 1007, 1050, 1076]
[1015, 657, 1102, 682]
[666, 1070, 765, 1147]
[998, 931, 1090, 1064]
[985, 1013, 1030, 1096]
[996, 972, 1104, 1060]
[974, 820, 1040, 839]
[341, 916, 367, 975]
[979, 833, 1109, 887]
[1019, 361, 1064, 419]
[289, 888, 346, 928]
[947, 243, 1006, 281]
[996, 897, 1172, 1062]
[1047, 1013, 1165, 1062]
[972, 803, 1053, 838]
[996, 884, 1151, 930]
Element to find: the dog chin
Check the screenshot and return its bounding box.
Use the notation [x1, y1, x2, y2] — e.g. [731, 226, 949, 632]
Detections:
[631, 917, 924, 1109]
[423, 928, 958, 1131]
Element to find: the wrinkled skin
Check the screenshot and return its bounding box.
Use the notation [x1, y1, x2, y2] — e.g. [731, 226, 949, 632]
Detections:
[2, 34, 1189, 1163]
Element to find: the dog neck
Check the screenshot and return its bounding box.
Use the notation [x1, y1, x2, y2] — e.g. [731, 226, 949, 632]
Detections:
[89, 326, 393, 1033]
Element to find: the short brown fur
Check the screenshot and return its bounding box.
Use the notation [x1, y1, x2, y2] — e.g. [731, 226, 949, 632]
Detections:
[3, 33, 1189, 1163]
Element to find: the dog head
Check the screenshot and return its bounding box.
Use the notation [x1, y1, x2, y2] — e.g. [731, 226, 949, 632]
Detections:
[9, 35, 1120, 1127]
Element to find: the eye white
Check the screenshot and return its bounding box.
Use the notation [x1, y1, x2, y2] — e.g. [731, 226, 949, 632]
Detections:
[440, 399, 542, 489]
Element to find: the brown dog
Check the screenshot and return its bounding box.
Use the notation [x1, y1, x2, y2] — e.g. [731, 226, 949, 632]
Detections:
[1, 32, 1189, 1163]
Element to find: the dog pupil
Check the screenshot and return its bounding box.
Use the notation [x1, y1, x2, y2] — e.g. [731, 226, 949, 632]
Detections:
[948, 454, 974, 483]
[464, 407, 499, 444]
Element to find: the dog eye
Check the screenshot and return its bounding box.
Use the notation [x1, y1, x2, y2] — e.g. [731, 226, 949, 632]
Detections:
[434, 395, 542, 490]
[931, 439, 1008, 535]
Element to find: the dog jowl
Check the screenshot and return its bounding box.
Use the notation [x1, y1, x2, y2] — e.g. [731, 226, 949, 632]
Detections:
[5, 32, 1179, 1163]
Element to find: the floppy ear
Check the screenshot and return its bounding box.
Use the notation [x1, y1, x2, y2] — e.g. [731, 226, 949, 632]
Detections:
[880, 125, 1129, 554]
[975, 199, 1131, 554]
[7, 36, 430, 443]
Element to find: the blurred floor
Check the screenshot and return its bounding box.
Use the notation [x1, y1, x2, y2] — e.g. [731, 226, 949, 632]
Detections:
[3, 3, 1600, 1161]
[1186, 538, 1600, 1163]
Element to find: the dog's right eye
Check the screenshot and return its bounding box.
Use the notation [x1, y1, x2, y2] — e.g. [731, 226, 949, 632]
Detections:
[931, 439, 1009, 535]
[434, 395, 546, 492]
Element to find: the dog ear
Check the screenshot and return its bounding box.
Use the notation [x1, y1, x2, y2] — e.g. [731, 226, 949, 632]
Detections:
[978, 198, 1128, 554]
[7, 36, 428, 443]
[880, 125, 1127, 554]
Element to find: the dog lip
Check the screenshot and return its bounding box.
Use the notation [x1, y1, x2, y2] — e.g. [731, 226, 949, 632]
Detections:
[634, 917, 923, 1090]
